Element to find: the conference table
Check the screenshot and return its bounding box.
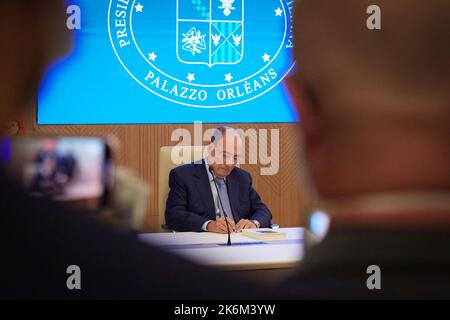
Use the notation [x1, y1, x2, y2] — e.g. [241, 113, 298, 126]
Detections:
[138, 227, 304, 284]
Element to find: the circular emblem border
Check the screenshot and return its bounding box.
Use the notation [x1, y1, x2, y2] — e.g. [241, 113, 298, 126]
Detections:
[107, 0, 296, 108]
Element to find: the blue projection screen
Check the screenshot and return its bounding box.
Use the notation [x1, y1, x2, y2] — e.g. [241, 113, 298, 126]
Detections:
[38, 0, 297, 125]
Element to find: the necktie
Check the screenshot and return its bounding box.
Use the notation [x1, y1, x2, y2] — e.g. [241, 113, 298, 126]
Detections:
[215, 178, 235, 223]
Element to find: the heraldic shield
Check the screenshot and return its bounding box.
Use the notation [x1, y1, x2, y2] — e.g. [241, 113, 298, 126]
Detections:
[176, 0, 244, 67]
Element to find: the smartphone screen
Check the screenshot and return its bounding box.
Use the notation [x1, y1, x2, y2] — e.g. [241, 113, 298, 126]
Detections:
[1, 136, 112, 211]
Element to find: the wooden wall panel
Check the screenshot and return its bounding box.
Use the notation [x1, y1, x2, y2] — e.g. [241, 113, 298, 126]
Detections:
[26, 111, 318, 231]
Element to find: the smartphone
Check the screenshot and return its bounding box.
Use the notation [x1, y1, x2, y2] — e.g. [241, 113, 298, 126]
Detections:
[1, 136, 113, 211]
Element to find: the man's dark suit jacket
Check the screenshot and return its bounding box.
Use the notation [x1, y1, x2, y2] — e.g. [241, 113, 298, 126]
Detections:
[165, 160, 272, 232]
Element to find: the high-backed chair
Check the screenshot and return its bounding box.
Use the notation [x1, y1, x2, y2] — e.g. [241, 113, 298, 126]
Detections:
[158, 146, 207, 232]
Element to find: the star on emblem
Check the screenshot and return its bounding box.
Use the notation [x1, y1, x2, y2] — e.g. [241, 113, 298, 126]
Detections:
[224, 73, 233, 83]
[135, 3, 144, 13]
[186, 73, 195, 83]
[275, 8, 283, 16]
[148, 52, 157, 61]
[262, 53, 271, 63]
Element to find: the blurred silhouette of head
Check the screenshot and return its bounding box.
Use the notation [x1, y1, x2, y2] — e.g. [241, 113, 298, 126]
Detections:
[287, 0, 450, 199]
[0, 1, 71, 130]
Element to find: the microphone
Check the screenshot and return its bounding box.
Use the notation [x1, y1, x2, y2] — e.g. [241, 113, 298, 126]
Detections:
[209, 166, 232, 246]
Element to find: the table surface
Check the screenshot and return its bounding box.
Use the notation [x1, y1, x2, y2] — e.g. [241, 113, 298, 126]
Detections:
[138, 228, 304, 270]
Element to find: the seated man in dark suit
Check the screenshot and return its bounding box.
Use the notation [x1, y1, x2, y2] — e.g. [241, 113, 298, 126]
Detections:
[165, 126, 272, 233]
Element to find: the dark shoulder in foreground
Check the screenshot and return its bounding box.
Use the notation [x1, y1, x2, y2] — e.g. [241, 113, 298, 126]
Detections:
[0, 170, 259, 299]
[229, 166, 252, 181]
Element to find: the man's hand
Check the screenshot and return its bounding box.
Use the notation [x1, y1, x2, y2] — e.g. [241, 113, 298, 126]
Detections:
[207, 216, 235, 233]
[235, 219, 258, 232]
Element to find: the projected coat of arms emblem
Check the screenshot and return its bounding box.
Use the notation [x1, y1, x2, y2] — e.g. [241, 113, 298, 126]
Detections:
[177, 0, 244, 67]
[108, 0, 294, 108]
